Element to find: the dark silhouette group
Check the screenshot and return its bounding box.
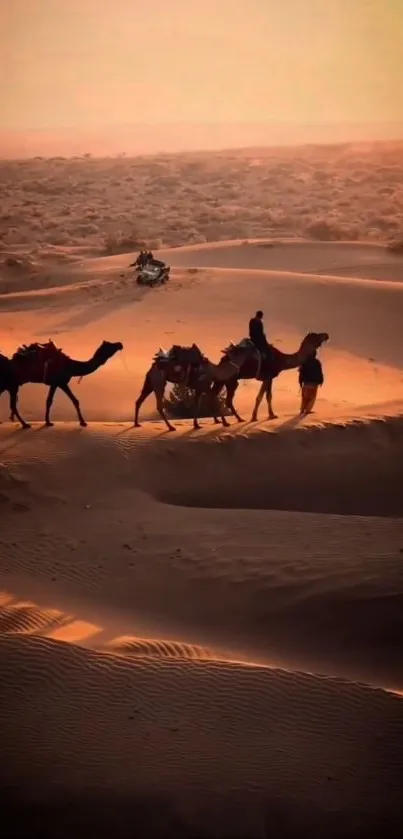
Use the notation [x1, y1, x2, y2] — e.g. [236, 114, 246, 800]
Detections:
[249, 310, 324, 415]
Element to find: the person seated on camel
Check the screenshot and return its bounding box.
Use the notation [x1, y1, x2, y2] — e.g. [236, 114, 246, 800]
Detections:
[249, 310, 270, 357]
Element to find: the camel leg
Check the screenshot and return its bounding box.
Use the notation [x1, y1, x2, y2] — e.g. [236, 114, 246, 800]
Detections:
[135, 371, 174, 431]
[59, 383, 87, 426]
[155, 386, 176, 432]
[134, 378, 153, 427]
[193, 389, 202, 430]
[9, 388, 31, 429]
[265, 379, 277, 420]
[251, 382, 266, 421]
[226, 380, 244, 423]
[210, 382, 230, 427]
[44, 384, 57, 426]
[211, 382, 223, 424]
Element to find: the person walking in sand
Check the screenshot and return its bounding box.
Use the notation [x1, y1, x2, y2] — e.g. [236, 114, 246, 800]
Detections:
[249, 310, 270, 357]
[298, 349, 324, 415]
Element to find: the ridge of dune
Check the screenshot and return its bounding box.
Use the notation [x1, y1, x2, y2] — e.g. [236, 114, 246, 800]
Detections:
[2, 265, 403, 310]
[2, 237, 403, 299]
[0, 594, 69, 637]
[0, 592, 213, 658]
[138, 412, 403, 517]
[156, 238, 403, 283]
[107, 635, 213, 660]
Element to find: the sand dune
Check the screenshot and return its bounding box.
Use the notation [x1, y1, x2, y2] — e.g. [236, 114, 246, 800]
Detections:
[2, 632, 403, 838]
[160, 239, 403, 283]
[1, 240, 403, 836]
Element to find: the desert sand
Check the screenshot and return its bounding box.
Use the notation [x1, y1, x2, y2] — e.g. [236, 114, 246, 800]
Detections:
[1, 238, 403, 838]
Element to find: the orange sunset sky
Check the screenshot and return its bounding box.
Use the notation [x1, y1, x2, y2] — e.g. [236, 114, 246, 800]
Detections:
[1, 0, 402, 153]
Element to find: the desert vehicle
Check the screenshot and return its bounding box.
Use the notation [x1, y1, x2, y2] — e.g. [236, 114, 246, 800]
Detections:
[135, 261, 170, 286]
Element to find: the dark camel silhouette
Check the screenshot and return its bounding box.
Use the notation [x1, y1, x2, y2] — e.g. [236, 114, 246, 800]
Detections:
[134, 343, 250, 431]
[211, 332, 329, 423]
[0, 339, 123, 428]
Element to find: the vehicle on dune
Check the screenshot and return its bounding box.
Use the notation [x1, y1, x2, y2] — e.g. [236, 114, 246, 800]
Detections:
[136, 262, 170, 286]
[128, 252, 170, 287]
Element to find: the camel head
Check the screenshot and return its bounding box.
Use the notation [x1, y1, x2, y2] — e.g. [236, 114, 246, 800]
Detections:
[304, 332, 329, 348]
[300, 332, 329, 358]
[93, 341, 123, 366]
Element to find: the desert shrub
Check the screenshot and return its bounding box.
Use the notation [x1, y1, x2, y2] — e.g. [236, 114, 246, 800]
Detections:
[2, 142, 403, 250]
[305, 218, 344, 241]
[102, 229, 145, 255]
[164, 383, 230, 419]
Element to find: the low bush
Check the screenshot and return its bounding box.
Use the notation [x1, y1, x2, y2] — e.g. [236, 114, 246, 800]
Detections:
[164, 382, 230, 419]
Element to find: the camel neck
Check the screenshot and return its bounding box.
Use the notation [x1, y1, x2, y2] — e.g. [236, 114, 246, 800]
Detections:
[281, 350, 303, 370]
[68, 355, 102, 377]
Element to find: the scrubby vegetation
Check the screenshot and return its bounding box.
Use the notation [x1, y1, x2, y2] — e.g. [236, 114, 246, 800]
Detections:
[1, 141, 402, 252]
[165, 383, 229, 419]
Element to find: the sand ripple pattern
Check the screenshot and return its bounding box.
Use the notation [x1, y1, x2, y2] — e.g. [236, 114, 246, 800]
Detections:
[108, 635, 213, 660]
[1, 632, 403, 837]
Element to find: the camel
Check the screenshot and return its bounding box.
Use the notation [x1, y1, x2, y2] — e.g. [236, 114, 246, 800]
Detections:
[210, 332, 329, 423]
[134, 343, 251, 431]
[0, 339, 123, 428]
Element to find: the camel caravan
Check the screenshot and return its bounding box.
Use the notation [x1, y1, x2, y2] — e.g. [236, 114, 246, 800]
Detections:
[0, 329, 329, 430]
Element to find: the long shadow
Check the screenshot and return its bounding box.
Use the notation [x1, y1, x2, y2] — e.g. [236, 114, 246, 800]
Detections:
[0, 425, 32, 442]
[116, 424, 174, 440]
[0, 427, 35, 454]
[276, 414, 304, 432]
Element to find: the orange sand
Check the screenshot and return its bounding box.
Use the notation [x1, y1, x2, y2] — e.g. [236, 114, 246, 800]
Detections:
[1, 239, 403, 837]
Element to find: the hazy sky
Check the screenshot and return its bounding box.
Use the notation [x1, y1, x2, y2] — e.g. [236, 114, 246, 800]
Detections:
[1, 0, 403, 130]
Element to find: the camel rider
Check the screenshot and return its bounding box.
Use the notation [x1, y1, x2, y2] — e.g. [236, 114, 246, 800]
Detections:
[249, 310, 270, 357]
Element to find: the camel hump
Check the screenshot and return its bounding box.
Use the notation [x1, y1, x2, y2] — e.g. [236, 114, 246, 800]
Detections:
[14, 340, 63, 361]
[168, 344, 204, 366]
[153, 347, 170, 362]
[222, 337, 255, 354]
[12, 340, 68, 382]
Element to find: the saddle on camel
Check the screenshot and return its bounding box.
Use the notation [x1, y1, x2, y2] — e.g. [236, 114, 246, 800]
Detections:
[12, 340, 69, 385]
[221, 337, 269, 380]
[153, 343, 207, 383]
